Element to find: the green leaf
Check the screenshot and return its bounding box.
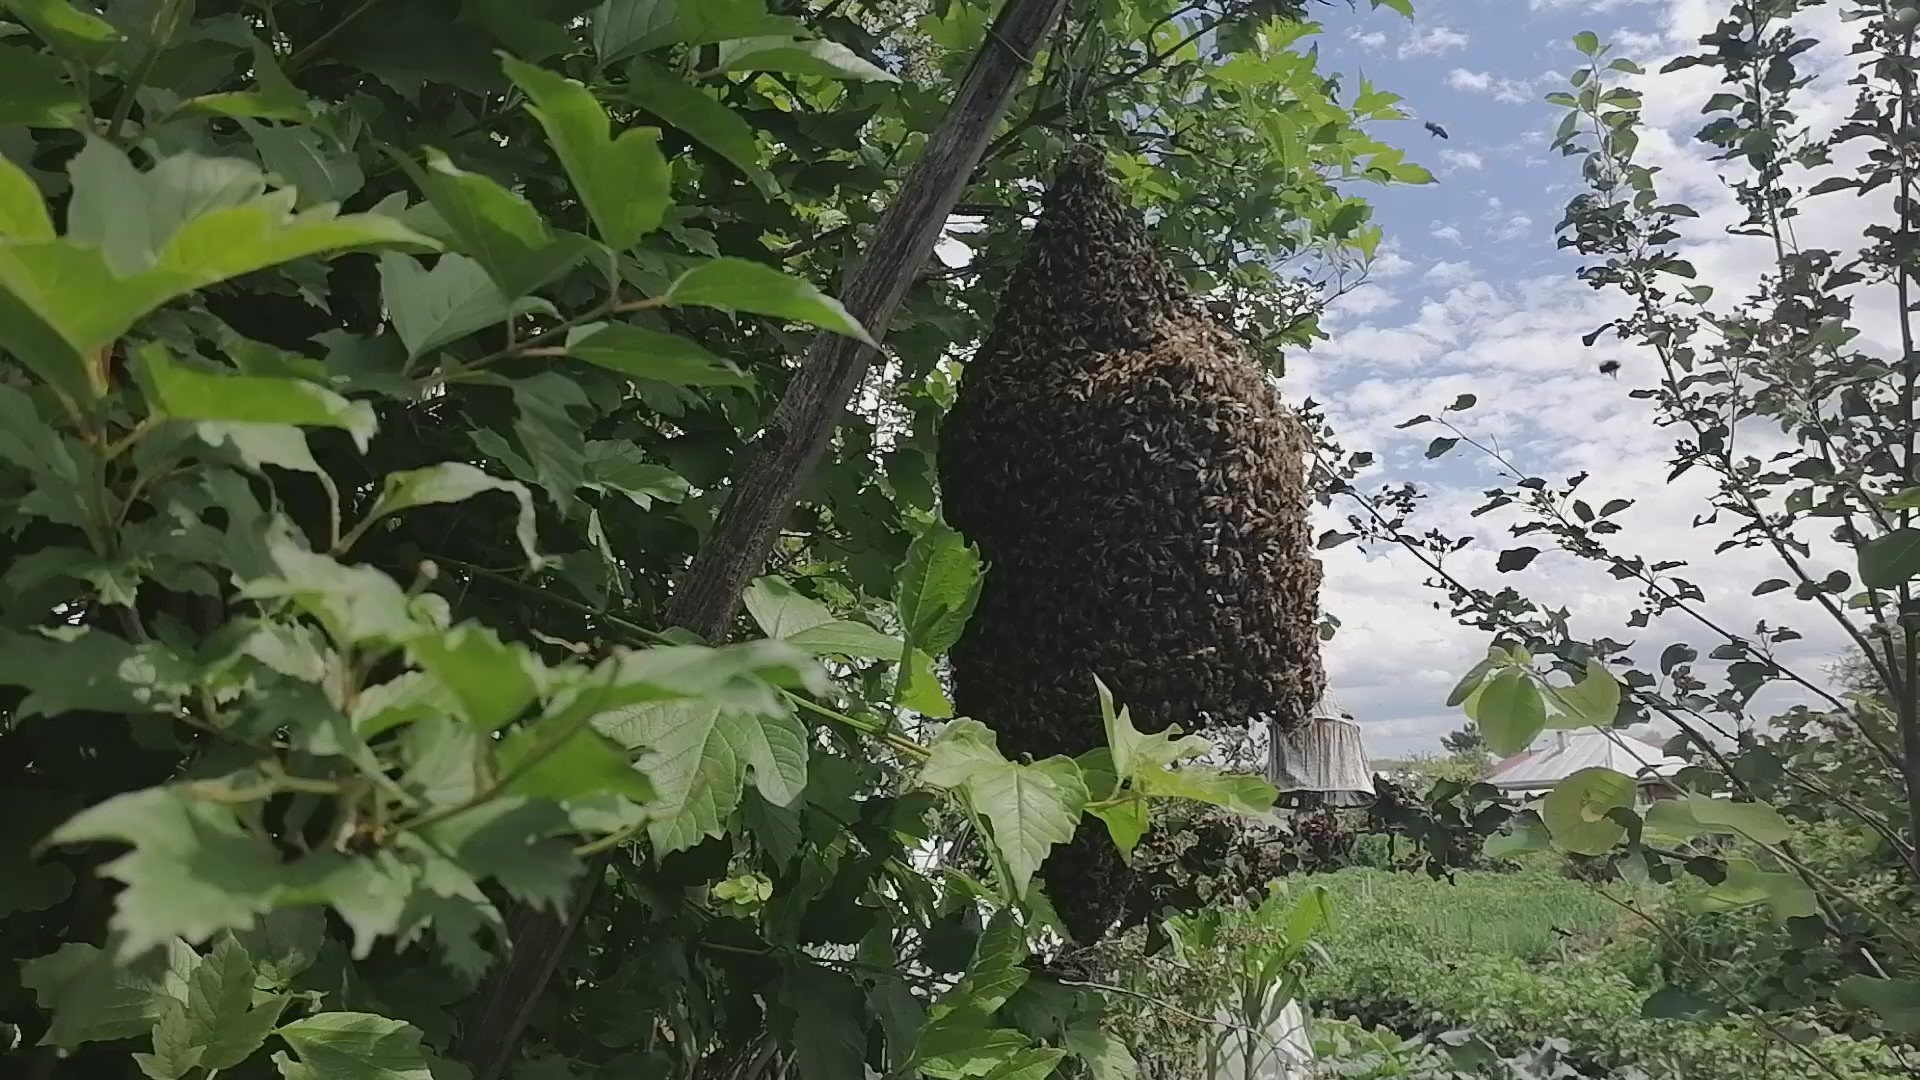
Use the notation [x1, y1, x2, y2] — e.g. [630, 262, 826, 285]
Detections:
[624, 58, 775, 194]
[406, 624, 541, 732]
[1859, 528, 1920, 588]
[502, 53, 670, 250]
[1065, 1024, 1137, 1080]
[714, 37, 899, 83]
[1484, 814, 1554, 858]
[496, 711, 655, 804]
[1696, 857, 1818, 921]
[21, 941, 195, 1048]
[1540, 767, 1635, 856]
[138, 344, 376, 450]
[746, 576, 903, 659]
[139, 934, 289, 1074]
[380, 252, 543, 360]
[48, 787, 290, 958]
[922, 720, 1086, 898]
[895, 648, 953, 716]
[1644, 795, 1793, 845]
[663, 257, 876, 346]
[273, 1013, 435, 1080]
[360, 461, 543, 569]
[939, 912, 1029, 1017]
[242, 533, 437, 647]
[1465, 669, 1546, 756]
[1544, 659, 1620, 727]
[0, 195, 433, 402]
[0, 151, 53, 240]
[911, 1017, 1029, 1080]
[1573, 30, 1601, 56]
[895, 522, 983, 657]
[396, 148, 587, 298]
[1445, 656, 1499, 708]
[592, 0, 801, 62]
[564, 321, 752, 386]
[4, 0, 123, 66]
[244, 120, 366, 207]
[780, 963, 868, 1080]
[0, 43, 83, 126]
[1089, 793, 1149, 859]
[981, 1049, 1068, 1079]
[1838, 976, 1920, 1034]
[594, 699, 810, 855]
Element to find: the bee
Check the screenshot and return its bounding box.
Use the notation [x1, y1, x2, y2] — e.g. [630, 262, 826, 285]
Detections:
[1599, 359, 1621, 379]
[1424, 121, 1450, 140]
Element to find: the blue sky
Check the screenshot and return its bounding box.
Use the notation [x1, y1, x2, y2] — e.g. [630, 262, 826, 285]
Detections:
[1259, 0, 1879, 756]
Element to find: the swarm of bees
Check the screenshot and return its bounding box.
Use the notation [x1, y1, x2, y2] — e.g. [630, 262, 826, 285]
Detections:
[937, 145, 1326, 944]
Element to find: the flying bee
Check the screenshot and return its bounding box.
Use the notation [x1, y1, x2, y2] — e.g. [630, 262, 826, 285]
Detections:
[1599, 359, 1621, 379]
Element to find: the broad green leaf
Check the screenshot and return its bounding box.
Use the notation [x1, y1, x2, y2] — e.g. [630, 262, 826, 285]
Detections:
[139, 345, 376, 450]
[714, 37, 899, 83]
[624, 58, 775, 193]
[0, 152, 53, 239]
[938, 912, 1028, 1017]
[911, 1014, 1030, 1079]
[1089, 792, 1149, 859]
[1466, 668, 1546, 756]
[1644, 795, 1793, 845]
[1859, 528, 1920, 587]
[496, 711, 655, 804]
[245, 120, 365, 207]
[780, 963, 867, 1080]
[138, 934, 288, 1075]
[564, 322, 752, 386]
[502, 54, 670, 250]
[1140, 764, 1277, 815]
[981, 1048, 1068, 1079]
[0, 43, 83, 127]
[922, 720, 1085, 897]
[1838, 976, 1920, 1033]
[273, 1013, 434, 1080]
[1696, 857, 1818, 921]
[360, 461, 543, 568]
[21, 940, 195, 1048]
[895, 647, 953, 716]
[48, 787, 290, 958]
[746, 576, 903, 658]
[895, 522, 983, 657]
[1484, 813, 1553, 858]
[1539, 767, 1634, 856]
[592, 0, 801, 62]
[1444, 655, 1499, 708]
[1065, 1024, 1137, 1080]
[663, 257, 877, 346]
[0, 626, 191, 718]
[4, 0, 123, 66]
[242, 534, 437, 647]
[594, 699, 810, 855]
[406, 624, 541, 732]
[380, 252, 544, 360]
[583, 440, 690, 506]
[0, 199, 432, 402]
[1544, 659, 1621, 728]
[396, 148, 588, 298]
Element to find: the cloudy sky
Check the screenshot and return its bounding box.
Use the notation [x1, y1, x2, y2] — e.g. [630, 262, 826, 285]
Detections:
[1283, 0, 1885, 756]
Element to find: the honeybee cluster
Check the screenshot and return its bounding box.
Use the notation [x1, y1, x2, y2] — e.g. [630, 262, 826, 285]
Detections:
[937, 146, 1325, 943]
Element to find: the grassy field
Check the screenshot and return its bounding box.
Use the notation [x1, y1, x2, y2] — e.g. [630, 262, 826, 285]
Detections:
[1311, 866, 1634, 965]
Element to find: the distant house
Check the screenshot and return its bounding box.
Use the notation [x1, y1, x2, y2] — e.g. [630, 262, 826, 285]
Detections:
[1484, 730, 1686, 804]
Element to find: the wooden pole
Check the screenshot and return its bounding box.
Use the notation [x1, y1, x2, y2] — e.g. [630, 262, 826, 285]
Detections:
[456, 2, 1068, 1075]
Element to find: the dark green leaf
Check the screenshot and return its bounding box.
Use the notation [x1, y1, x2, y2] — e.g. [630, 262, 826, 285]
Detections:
[714, 37, 898, 83]
[564, 322, 752, 386]
[895, 522, 983, 658]
[272, 1013, 435, 1080]
[663, 257, 876, 345]
[624, 59, 775, 193]
[1859, 528, 1920, 588]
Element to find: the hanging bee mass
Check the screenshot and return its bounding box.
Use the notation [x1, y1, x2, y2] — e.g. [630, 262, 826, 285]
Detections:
[937, 145, 1326, 944]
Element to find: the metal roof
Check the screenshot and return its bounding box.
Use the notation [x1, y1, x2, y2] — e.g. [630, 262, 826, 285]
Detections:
[1484, 730, 1686, 791]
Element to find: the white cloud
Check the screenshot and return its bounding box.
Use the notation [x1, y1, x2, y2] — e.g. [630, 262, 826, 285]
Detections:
[1495, 214, 1534, 241]
[1440, 149, 1485, 171]
[1430, 224, 1465, 244]
[1424, 260, 1477, 286]
[1370, 243, 1415, 278]
[1448, 67, 1543, 104]
[1349, 28, 1387, 51]
[1399, 25, 1469, 59]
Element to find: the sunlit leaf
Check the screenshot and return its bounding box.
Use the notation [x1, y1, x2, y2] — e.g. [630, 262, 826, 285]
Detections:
[503, 53, 671, 250]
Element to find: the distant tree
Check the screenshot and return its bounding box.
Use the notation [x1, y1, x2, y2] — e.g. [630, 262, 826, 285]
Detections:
[1440, 724, 1488, 758]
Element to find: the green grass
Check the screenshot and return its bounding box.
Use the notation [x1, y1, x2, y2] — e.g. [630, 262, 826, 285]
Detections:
[1313, 866, 1634, 965]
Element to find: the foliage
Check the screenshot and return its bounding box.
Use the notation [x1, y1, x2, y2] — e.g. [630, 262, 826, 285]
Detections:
[0, 0, 1432, 1077]
[1314, 0, 1920, 1063]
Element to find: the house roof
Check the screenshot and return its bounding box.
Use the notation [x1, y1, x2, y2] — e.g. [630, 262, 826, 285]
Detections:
[1484, 730, 1685, 791]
